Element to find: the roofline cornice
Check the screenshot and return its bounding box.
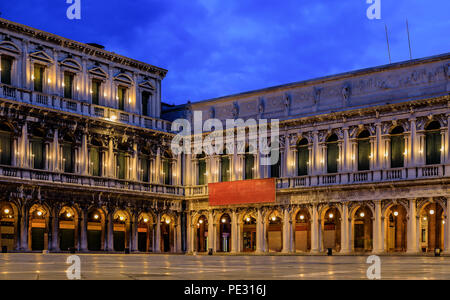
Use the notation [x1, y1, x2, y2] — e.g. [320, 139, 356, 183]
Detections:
[0, 18, 168, 79]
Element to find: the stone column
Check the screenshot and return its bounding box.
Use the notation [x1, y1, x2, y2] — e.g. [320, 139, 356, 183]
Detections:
[155, 213, 161, 253]
[282, 207, 290, 253]
[341, 204, 350, 253]
[407, 199, 418, 254]
[231, 210, 238, 253]
[106, 212, 114, 251]
[444, 198, 450, 254]
[311, 204, 320, 253]
[373, 200, 383, 253]
[79, 208, 88, 251]
[131, 213, 138, 252]
[176, 214, 182, 252]
[51, 214, 60, 251]
[20, 205, 29, 251]
[256, 208, 263, 253]
[207, 211, 216, 252]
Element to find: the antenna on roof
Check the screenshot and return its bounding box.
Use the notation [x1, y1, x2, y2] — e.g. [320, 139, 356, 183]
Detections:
[406, 18, 413, 60]
[385, 24, 392, 64]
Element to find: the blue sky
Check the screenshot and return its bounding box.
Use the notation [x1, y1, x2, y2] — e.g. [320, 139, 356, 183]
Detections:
[0, 0, 448, 105]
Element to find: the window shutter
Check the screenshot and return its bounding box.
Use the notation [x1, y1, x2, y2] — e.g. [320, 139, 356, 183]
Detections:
[64, 72, 73, 99]
[245, 154, 254, 179]
[1, 57, 12, 85]
[327, 143, 338, 174]
[32, 139, 45, 170]
[221, 156, 230, 182]
[0, 133, 11, 165]
[298, 146, 308, 176]
[140, 156, 149, 182]
[358, 139, 370, 171]
[426, 131, 441, 165]
[198, 160, 206, 185]
[390, 135, 404, 168]
[90, 147, 100, 176]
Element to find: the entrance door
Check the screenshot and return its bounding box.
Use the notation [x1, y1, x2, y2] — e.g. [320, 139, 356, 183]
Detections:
[31, 228, 45, 251]
[60, 229, 75, 251]
[114, 231, 125, 251]
[354, 223, 364, 249]
[87, 230, 101, 251]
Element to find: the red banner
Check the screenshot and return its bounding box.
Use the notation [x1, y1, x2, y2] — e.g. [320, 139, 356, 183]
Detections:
[208, 178, 276, 206]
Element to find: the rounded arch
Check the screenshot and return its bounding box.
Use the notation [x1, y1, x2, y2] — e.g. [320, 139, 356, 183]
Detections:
[137, 212, 155, 252]
[58, 206, 78, 251]
[418, 201, 445, 252]
[87, 207, 106, 251]
[425, 120, 442, 131]
[320, 205, 342, 252]
[384, 202, 408, 252]
[0, 201, 19, 252]
[217, 213, 231, 252]
[293, 207, 312, 252]
[28, 203, 50, 251]
[350, 204, 373, 252]
[240, 210, 257, 253]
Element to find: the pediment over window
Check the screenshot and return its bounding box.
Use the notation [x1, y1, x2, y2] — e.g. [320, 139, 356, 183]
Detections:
[114, 73, 133, 85]
[59, 58, 82, 71]
[88, 66, 108, 79]
[29, 50, 53, 63]
[0, 40, 20, 54]
[138, 80, 155, 91]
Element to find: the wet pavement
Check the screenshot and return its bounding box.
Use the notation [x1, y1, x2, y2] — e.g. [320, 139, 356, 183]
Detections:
[0, 253, 448, 280]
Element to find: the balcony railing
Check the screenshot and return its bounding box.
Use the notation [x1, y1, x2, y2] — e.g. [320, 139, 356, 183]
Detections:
[0, 83, 172, 133]
[0, 165, 184, 196]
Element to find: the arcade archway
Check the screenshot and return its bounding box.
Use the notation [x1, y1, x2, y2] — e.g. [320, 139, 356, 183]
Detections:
[294, 209, 311, 252]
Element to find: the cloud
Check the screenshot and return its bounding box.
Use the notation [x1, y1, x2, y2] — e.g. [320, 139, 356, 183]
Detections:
[0, 0, 448, 105]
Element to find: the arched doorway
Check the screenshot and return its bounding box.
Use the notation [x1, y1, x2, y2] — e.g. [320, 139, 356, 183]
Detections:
[218, 214, 231, 252]
[267, 213, 282, 252]
[161, 214, 174, 252]
[0, 203, 16, 251]
[87, 209, 104, 251]
[242, 215, 256, 252]
[294, 209, 311, 252]
[59, 207, 77, 251]
[137, 213, 153, 252]
[196, 215, 208, 252]
[352, 206, 373, 252]
[385, 204, 407, 252]
[29, 205, 48, 251]
[113, 211, 129, 252]
[322, 207, 341, 252]
[419, 202, 444, 252]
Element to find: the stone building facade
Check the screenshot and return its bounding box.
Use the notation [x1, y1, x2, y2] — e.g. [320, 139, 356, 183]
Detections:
[0, 18, 449, 255]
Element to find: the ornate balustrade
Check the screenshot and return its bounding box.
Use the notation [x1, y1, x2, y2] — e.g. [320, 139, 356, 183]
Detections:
[0, 83, 172, 133]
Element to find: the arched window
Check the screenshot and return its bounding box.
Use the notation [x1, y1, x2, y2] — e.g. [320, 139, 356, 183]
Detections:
[140, 148, 152, 183]
[116, 143, 128, 179]
[326, 134, 339, 174]
[162, 151, 172, 185]
[390, 126, 405, 168]
[220, 151, 230, 182]
[244, 147, 254, 180]
[31, 128, 46, 170]
[89, 139, 102, 177]
[357, 130, 370, 171]
[297, 138, 309, 176]
[62, 134, 75, 173]
[425, 121, 441, 165]
[197, 153, 206, 185]
[1, 55, 13, 85]
[0, 123, 12, 166]
[270, 148, 281, 178]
